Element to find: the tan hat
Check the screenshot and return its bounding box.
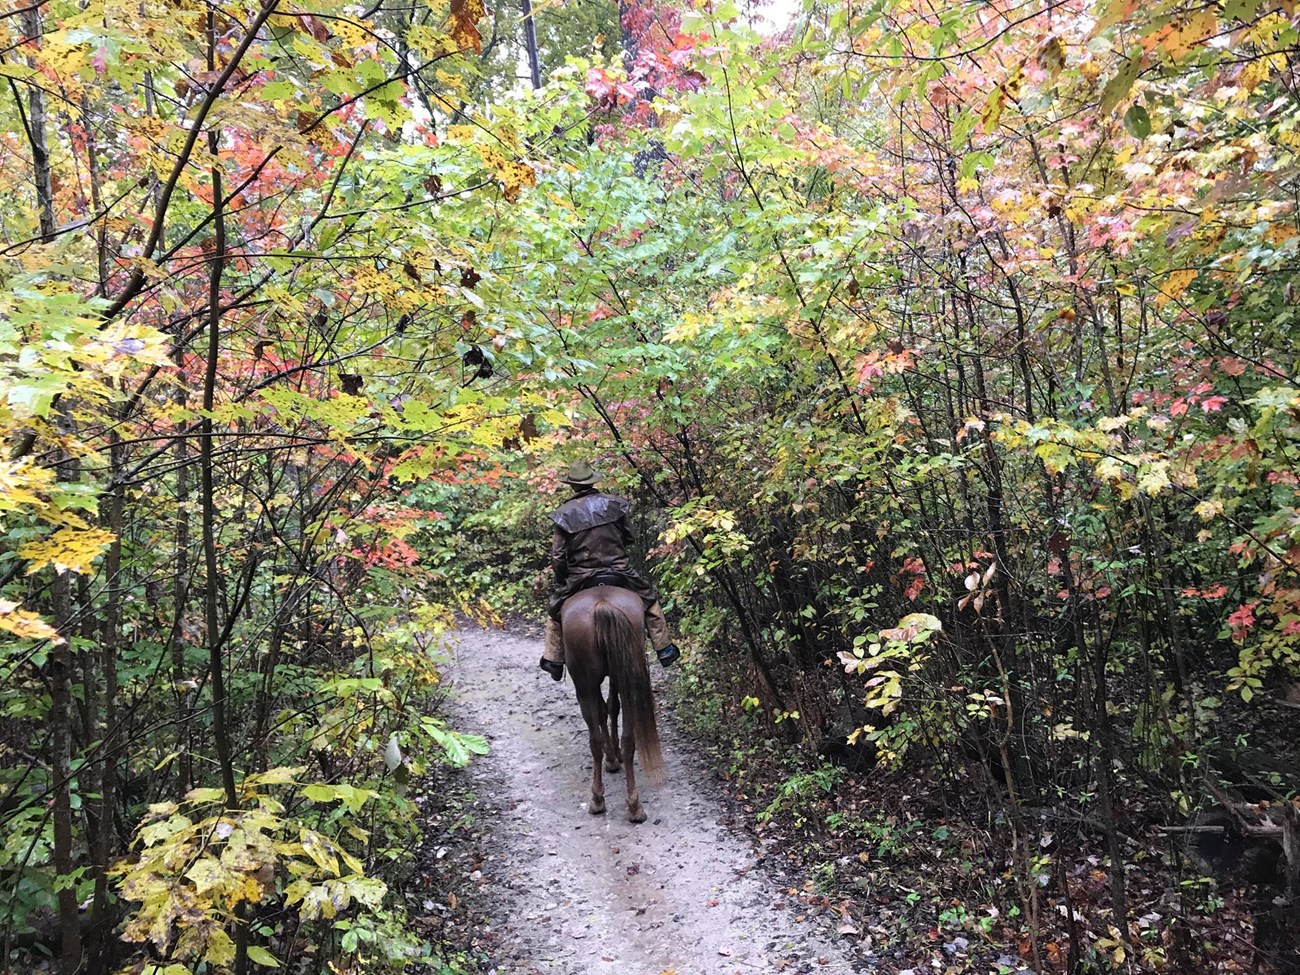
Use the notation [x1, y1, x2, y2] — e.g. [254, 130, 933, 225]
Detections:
[559, 460, 601, 486]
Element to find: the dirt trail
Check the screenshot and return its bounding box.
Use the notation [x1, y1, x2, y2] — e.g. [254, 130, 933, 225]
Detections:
[441, 626, 871, 975]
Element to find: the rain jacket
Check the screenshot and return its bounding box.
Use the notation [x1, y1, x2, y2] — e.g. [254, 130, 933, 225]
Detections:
[548, 489, 658, 618]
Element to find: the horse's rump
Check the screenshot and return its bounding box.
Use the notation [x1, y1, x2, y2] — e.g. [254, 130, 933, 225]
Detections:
[564, 587, 664, 783]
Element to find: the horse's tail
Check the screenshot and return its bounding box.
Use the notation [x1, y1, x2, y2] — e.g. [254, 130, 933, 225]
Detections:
[596, 603, 664, 783]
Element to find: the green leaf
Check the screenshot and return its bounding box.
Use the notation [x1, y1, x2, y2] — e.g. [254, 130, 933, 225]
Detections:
[247, 945, 281, 967]
[1100, 53, 1142, 114]
[1123, 104, 1152, 139]
[950, 110, 975, 148]
[260, 80, 296, 100]
[302, 783, 341, 804]
[959, 151, 995, 180]
[1222, 0, 1262, 21]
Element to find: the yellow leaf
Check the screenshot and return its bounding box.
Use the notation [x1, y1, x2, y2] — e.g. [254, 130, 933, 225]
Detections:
[245, 766, 305, 787]
[332, 18, 374, 50]
[1138, 461, 1171, 496]
[0, 599, 64, 643]
[1095, 457, 1126, 482]
[1037, 36, 1064, 80]
[1161, 10, 1217, 61]
[474, 145, 536, 202]
[980, 86, 1005, 132]
[19, 527, 116, 575]
[1266, 225, 1297, 246]
[1194, 499, 1223, 520]
[1240, 54, 1284, 93]
[205, 928, 236, 966]
[299, 830, 339, 876]
[1156, 269, 1196, 308]
[407, 23, 453, 58]
[434, 67, 466, 98]
[284, 879, 312, 905]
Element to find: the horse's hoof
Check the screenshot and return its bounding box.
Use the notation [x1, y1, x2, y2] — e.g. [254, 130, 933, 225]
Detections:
[589, 797, 606, 815]
[627, 804, 647, 824]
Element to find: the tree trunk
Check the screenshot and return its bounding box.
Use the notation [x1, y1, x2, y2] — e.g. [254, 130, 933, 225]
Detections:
[86, 433, 124, 975]
[20, 5, 55, 241]
[520, 0, 542, 89]
[50, 449, 82, 975]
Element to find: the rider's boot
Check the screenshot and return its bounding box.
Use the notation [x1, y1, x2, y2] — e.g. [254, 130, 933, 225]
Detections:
[539, 618, 565, 681]
[645, 601, 681, 667]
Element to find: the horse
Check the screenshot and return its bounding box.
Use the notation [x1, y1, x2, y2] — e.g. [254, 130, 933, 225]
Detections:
[560, 585, 665, 822]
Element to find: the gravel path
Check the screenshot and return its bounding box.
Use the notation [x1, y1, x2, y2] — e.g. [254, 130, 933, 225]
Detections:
[441, 626, 872, 975]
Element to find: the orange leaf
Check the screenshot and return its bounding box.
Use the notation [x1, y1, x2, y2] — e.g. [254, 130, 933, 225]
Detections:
[449, 0, 485, 54]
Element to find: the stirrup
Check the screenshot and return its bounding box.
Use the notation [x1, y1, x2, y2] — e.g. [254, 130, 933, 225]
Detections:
[538, 657, 564, 681]
[656, 643, 681, 667]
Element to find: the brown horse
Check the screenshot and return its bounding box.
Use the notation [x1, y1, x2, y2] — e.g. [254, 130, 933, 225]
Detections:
[560, 585, 664, 822]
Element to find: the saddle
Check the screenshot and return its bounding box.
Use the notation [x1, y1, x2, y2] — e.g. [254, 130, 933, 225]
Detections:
[550, 572, 639, 623]
[575, 570, 632, 593]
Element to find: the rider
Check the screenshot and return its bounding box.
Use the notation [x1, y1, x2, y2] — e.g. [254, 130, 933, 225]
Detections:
[539, 460, 681, 681]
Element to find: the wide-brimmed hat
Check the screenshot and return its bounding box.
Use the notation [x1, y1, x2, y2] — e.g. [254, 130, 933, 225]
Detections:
[559, 460, 601, 487]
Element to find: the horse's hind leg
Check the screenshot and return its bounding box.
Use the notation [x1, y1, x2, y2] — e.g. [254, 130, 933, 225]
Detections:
[603, 687, 623, 773]
[621, 726, 646, 823]
[576, 690, 606, 815]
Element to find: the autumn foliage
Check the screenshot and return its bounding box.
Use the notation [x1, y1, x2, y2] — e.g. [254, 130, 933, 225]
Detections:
[2, 0, 1300, 972]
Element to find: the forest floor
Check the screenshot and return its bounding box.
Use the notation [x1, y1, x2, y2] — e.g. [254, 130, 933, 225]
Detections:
[409, 624, 882, 975]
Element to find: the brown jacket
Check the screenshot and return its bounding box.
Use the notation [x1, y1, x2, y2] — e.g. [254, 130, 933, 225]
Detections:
[548, 489, 658, 618]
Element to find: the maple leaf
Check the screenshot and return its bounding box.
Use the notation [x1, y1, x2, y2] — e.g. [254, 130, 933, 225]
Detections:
[19, 527, 116, 575]
[1227, 601, 1258, 641]
[473, 145, 536, 203]
[1194, 499, 1225, 520]
[1156, 268, 1196, 308]
[1099, 52, 1143, 114]
[0, 599, 64, 644]
[1137, 461, 1172, 497]
[448, 0, 485, 54]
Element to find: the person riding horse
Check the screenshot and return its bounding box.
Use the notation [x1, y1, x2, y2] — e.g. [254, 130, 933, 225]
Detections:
[540, 461, 681, 681]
